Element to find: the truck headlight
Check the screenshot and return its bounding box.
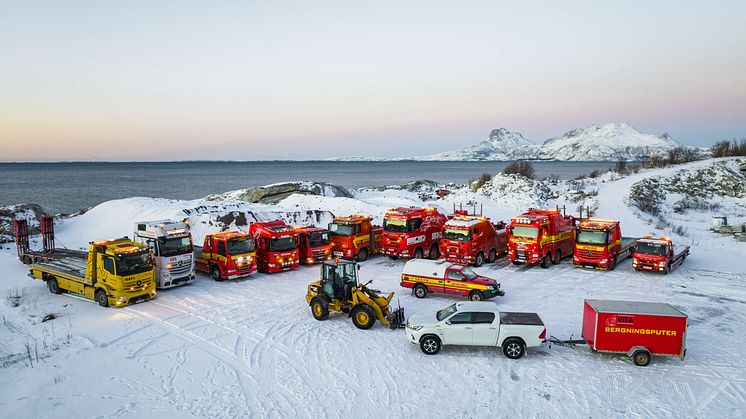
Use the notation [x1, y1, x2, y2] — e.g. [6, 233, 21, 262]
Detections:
[406, 323, 423, 331]
[632, 259, 638, 265]
[486, 285, 495, 290]
[237, 256, 245, 263]
[118, 296, 126, 302]
[659, 261, 667, 267]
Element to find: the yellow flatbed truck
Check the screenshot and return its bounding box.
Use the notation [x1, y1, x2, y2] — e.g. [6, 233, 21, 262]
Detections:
[28, 238, 157, 307]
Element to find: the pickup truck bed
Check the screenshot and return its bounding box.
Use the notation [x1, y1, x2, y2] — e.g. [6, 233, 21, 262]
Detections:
[500, 312, 544, 326]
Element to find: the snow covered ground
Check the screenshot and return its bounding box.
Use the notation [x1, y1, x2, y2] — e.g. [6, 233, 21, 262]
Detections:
[0, 159, 744, 418]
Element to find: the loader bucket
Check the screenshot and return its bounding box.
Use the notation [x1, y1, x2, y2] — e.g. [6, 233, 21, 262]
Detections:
[387, 306, 406, 329]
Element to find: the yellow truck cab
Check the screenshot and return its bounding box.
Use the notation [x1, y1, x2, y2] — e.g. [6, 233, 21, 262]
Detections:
[29, 238, 156, 307]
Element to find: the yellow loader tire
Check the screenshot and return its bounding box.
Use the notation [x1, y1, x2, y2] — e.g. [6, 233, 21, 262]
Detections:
[351, 304, 376, 330]
[310, 297, 329, 321]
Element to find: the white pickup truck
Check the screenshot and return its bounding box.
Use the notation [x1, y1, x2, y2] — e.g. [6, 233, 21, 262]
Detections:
[406, 301, 546, 359]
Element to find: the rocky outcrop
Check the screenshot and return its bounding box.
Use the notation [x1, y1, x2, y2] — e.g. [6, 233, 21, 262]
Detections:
[0, 204, 47, 243]
[205, 182, 353, 204]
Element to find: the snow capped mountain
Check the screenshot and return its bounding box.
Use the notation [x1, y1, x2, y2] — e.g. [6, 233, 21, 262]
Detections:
[537, 122, 683, 161]
[418, 128, 540, 161]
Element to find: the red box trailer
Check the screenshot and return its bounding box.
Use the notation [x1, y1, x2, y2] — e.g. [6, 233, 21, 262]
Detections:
[582, 299, 687, 366]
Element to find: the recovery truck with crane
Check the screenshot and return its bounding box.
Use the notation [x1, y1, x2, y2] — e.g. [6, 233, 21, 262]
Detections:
[507, 208, 575, 268]
[295, 225, 332, 264]
[194, 231, 256, 280]
[439, 209, 507, 267]
[632, 237, 690, 274]
[249, 220, 300, 273]
[133, 220, 195, 288]
[328, 214, 382, 261]
[14, 218, 156, 307]
[381, 207, 447, 260]
[572, 219, 638, 270]
[306, 259, 405, 329]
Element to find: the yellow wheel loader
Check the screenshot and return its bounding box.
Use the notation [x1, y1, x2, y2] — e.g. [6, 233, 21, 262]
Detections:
[305, 259, 405, 329]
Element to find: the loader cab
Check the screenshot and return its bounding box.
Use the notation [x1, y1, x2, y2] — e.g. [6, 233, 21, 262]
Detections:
[320, 260, 359, 300]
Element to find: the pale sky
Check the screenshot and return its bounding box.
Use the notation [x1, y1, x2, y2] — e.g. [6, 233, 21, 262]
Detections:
[1, 1, 745, 161]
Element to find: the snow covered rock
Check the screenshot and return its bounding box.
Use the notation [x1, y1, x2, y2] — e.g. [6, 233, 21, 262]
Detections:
[204, 181, 353, 204]
[0, 204, 47, 243]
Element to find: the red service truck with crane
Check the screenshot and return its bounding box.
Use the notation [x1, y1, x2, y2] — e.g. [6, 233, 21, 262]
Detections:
[249, 220, 300, 273]
[507, 208, 575, 268]
[381, 207, 447, 260]
[439, 209, 508, 267]
[328, 215, 382, 261]
[194, 231, 257, 280]
[573, 219, 638, 270]
[295, 226, 332, 264]
[631, 237, 690, 274]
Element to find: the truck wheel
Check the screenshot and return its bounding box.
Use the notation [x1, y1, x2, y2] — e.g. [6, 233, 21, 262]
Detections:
[663, 263, 670, 275]
[420, 335, 441, 355]
[357, 247, 369, 262]
[610, 255, 618, 270]
[488, 249, 497, 263]
[413, 247, 424, 259]
[632, 349, 651, 366]
[414, 284, 428, 299]
[95, 289, 109, 307]
[47, 277, 62, 294]
[351, 305, 376, 329]
[552, 250, 561, 265]
[211, 265, 223, 281]
[475, 252, 484, 267]
[310, 297, 329, 321]
[428, 244, 440, 260]
[468, 291, 484, 301]
[503, 338, 525, 359]
[540, 254, 550, 269]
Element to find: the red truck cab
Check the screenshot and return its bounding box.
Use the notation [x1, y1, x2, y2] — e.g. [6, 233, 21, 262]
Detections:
[573, 219, 638, 270]
[295, 226, 332, 264]
[507, 208, 575, 268]
[249, 221, 300, 273]
[381, 207, 447, 259]
[632, 237, 690, 274]
[194, 231, 257, 280]
[439, 214, 508, 267]
[328, 215, 382, 261]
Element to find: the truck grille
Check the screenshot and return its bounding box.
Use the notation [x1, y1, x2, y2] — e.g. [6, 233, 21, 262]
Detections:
[581, 250, 603, 260]
[516, 250, 528, 261]
[169, 263, 192, 277]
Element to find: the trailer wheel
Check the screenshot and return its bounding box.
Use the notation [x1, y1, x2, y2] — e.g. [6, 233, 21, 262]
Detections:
[488, 249, 497, 263]
[413, 247, 424, 259]
[211, 265, 223, 281]
[540, 254, 551, 269]
[414, 284, 428, 298]
[468, 291, 484, 301]
[475, 252, 484, 267]
[428, 244, 440, 260]
[47, 277, 62, 294]
[310, 297, 329, 321]
[357, 247, 369, 262]
[632, 349, 651, 366]
[503, 338, 525, 359]
[351, 304, 376, 329]
[420, 335, 441, 355]
[95, 289, 109, 307]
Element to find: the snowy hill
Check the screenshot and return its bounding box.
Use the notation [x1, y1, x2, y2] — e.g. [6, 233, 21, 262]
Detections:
[537, 122, 683, 161]
[418, 128, 540, 161]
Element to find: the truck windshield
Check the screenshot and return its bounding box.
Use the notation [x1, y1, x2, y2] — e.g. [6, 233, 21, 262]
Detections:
[510, 226, 538, 240]
[635, 242, 667, 256]
[443, 228, 470, 242]
[437, 304, 458, 321]
[328, 223, 353, 237]
[308, 231, 330, 247]
[159, 236, 193, 257]
[116, 252, 152, 276]
[383, 218, 407, 233]
[269, 236, 297, 252]
[227, 238, 255, 254]
[576, 230, 608, 245]
[460, 267, 478, 280]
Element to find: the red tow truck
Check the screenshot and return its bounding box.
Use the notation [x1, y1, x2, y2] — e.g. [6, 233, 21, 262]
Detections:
[439, 212, 508, 267]
[381, 207, 447, 260]
[249, 220, 300, 273]
[295, 226, 332, 264]
[573, 219, 638, 270]
[631, 237, 690, 274]
[328, 215, 382, 261]
[507, 208, 575, 268]
[194, 231, 257, 280]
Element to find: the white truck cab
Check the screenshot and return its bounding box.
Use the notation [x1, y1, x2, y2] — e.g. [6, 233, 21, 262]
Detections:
[133, 220, 195, 289]
[406, 301, 546, 358]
